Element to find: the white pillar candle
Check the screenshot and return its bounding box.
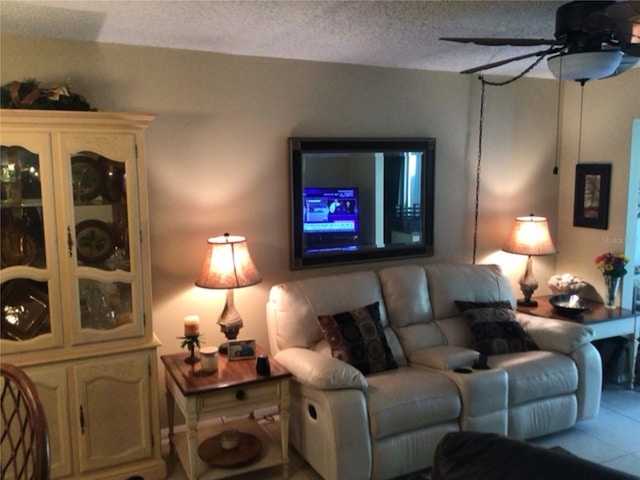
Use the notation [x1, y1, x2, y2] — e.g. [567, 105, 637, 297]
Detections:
[200, 346, 219, 372]
[184, 315, 200, 336]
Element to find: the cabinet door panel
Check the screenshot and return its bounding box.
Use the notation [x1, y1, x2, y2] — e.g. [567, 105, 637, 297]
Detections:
[27, 365, 74, 478]
[1, 132, 63, 354]
[73, 353, 152, 473]
[54, 133, 146, 345]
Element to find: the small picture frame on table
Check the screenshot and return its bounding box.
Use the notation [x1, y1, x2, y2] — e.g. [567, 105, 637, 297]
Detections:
[573, 163, 611, 230]
[228, 339, 256, 360]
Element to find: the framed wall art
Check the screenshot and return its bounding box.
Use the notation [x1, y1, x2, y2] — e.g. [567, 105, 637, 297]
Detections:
[573, 163, 611, 229]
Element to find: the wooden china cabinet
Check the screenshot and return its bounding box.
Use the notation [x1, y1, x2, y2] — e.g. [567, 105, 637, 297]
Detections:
[0, 110, 166, 479]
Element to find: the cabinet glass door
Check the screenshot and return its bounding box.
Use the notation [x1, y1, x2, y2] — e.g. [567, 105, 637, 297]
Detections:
[61, 134, 145, 344]
[1, 135, 62, 352]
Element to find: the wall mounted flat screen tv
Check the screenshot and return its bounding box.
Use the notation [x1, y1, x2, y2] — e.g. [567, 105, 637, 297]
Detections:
[290, 138, 435, 269]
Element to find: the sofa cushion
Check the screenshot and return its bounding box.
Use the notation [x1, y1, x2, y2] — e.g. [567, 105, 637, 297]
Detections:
[365, 367, 461, 439]
[487, 350, 579, 405]
[425, 264, 516, 320]
[378, 265, 447, 355]
[379, 265, 435, 327]
[318, 302, 398, 375]
[464, 307, 538, 355]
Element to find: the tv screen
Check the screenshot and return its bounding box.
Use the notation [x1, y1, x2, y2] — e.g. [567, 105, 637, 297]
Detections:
[303, 187, 359, 234]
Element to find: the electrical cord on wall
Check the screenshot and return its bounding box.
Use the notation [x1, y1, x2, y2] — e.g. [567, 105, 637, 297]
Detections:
[472, 56, 547, 264]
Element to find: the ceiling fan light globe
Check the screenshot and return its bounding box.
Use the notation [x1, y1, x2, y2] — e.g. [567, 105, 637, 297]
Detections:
[547, 50, 623, 80]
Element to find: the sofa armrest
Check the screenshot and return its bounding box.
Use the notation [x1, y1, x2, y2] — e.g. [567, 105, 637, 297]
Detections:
[274, 348, 368, 391]
[516, 313, 594, 354]
[571, 343, 602, 420]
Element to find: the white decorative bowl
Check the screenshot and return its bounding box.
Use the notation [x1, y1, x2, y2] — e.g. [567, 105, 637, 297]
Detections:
[548, 273, 587, 295]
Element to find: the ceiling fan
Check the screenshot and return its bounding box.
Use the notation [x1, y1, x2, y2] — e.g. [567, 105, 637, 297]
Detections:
[441, 0, 640, 81]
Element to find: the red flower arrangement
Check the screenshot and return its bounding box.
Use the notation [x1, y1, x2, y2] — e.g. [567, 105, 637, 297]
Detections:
[594, 252, 629, 278]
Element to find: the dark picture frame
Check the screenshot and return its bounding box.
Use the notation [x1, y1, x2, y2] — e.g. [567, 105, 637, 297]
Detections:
[290, 138, 436, 269]
[573, 163, 611, 229]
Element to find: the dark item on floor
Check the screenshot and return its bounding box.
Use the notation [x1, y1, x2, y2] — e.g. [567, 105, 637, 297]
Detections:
[432, 431, 639, 480]
[594, 337, 630, 385]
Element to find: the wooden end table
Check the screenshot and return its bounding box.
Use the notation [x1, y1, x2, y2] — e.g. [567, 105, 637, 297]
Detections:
[517, 295, 638, 389]
[161, 347, 291, 479]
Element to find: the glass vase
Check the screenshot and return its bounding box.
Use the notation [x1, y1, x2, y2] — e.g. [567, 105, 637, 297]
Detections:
[603, 275, 620, 309]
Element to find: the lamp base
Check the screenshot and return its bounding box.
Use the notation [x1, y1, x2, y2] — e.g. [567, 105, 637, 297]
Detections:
[217, 289, 242, 356]
[517, 255, 539, 308]
[517, 298, 538, 307]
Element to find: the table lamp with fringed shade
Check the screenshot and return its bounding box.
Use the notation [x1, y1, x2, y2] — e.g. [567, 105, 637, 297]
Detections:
[502, 215, 556, 307]
[195, 233, 262, 354]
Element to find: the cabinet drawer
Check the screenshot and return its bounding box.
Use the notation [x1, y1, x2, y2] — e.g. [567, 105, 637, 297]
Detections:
[199, 381, 279, 412]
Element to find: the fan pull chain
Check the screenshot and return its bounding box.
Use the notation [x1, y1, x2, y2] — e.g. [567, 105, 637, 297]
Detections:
[553, 58, 564, 175]
[577, 82, 585, 164]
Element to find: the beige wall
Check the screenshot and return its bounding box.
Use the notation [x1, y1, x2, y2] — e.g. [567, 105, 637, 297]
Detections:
[2, 34, 637, 427]
[555, 75, 640, 304]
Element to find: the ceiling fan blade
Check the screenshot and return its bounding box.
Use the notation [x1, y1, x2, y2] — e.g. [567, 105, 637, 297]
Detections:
[584, 11, 618, 35]
[586, 4, 640, 42]
[459, 47, 562, 74]
[603, 1, 640, 22]
[622, 43, 640, 56]
[440, 37, 559, 47]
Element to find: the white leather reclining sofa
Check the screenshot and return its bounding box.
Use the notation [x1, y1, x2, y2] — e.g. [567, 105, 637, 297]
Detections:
[266, 263, 602, 480]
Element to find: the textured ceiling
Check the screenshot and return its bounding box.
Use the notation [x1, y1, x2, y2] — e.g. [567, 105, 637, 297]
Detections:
[0, 0, 605, 79]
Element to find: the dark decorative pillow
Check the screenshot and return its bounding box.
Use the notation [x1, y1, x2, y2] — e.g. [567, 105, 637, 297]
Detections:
[317, 302, 398, 375]
[455, 300, 513, 312]
[464, 307, 538, 355]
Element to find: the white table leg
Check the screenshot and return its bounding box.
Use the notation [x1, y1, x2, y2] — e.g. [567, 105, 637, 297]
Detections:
[166, 387, 175, 455]
[184, 411, 199, 480]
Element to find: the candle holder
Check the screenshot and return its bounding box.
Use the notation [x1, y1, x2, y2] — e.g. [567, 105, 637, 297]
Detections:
[179, 334, 202, 364]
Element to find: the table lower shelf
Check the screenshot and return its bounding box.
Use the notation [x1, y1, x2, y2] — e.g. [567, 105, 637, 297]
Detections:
[172, 417, 286, 480]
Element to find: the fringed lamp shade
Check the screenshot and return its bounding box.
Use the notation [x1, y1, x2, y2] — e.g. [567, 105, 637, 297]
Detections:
[195, 233, 262, 352]
[502, 215, 556, 307]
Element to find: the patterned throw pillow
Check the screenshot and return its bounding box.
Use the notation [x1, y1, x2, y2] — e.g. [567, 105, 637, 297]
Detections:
[455, 300, 514, 312]
[317, 302, 398, 375]
[464, 307, 538, 355]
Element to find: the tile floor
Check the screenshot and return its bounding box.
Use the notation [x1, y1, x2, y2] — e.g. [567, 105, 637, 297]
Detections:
[164, 383, 640, 479]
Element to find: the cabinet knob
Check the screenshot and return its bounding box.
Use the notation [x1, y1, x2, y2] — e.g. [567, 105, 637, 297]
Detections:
[235, 389, 246, 400]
